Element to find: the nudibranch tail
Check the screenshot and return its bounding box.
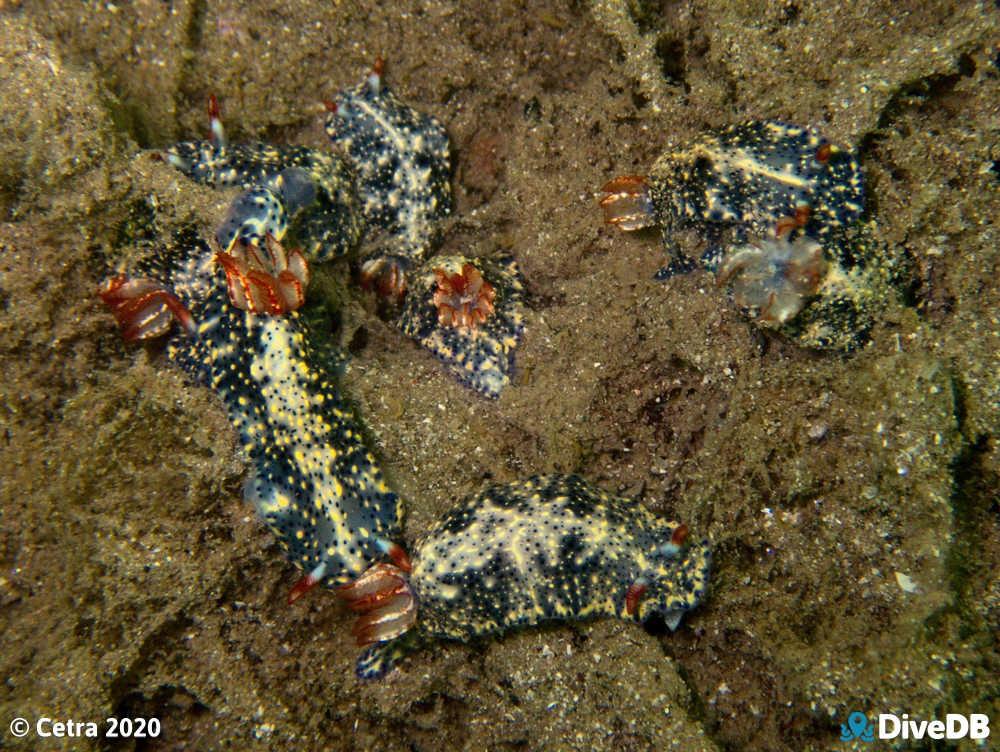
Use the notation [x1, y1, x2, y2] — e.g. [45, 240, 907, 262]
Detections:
[336, 563, 417, 645]
[98, 274, 196, 341]
[600, 176, 656, 231]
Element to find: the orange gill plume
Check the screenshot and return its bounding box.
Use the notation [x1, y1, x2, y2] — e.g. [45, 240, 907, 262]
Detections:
[359, 255, 408, 302]
[215, 232, 309, 315]
[432, 263, 496, 328]
[335, 563, 417, 646]
[715, 220, 828, 327]
[98, 275, 196, 342]
[599, 176, 655, 231]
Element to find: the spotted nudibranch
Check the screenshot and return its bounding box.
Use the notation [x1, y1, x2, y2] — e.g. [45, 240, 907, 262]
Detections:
[160, 63, 522, 397]
[396, 254, 525, 398]
[324, 56, 452, 298]
[600, 121, 864, 242]
[165, 95, 363, 266]
[600, 120, 899, 351]
[337, 474, 711, 679]
[100, 238, 409, 595]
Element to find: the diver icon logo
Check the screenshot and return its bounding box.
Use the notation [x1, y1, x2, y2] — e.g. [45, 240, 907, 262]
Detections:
[840, 711, 875, 743]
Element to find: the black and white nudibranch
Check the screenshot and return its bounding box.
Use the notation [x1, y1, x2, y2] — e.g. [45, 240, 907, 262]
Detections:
[159, 63, 524, 397]
[324, 57, 453, 299]
[601, 120, 899, 351]
[600, 121, 863, 240]
[337, 474, 711, 679]
[395, 254, 525, 398]
[99, 237, 409, 595]
[165, 95, 363, 265]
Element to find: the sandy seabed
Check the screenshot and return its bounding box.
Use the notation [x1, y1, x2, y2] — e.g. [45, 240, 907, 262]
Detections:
[1, 1, 999, 750]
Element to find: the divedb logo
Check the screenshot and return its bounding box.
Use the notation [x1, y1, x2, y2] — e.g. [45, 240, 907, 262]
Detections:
[840, 710, 991, 743]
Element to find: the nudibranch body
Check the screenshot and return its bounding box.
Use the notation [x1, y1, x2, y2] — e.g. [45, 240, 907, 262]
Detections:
[395, 254, 525, 398]
[104, 237, 407, 593]
[324, 57, 452, 291]
[165, 134, 363, 263]
[601, 121, 863, 241]
[339, 474, 711, 679]
[162, 65, 524, 397]
[601, 120, 897, 351]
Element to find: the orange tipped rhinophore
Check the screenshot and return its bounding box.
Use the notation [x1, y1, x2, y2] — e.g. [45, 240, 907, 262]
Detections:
[288, 562, 328, 605]
[600, 176, 655, 231]
[670, 523, 689, 547]
[98, 275, 196, 342]
[215, 232, 309, 315]
[207, 93, 227, 149]
[384, 541, 412, 572]
[625, 579, 649, 616]
[335, 563, 417, 645]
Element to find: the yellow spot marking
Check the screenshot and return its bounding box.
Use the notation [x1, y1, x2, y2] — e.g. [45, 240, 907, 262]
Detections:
[704, 145, 811, 189]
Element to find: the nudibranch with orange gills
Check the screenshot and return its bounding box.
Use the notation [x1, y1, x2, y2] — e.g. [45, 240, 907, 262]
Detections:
[158, 63, 529, 396]
[601, 120, 903, 351]
[158, 64, 527, 395]
[335, 473, 710, 679]
[99, 237, 409, 598]
[395, 255, 525, 398]
[601, 121, 864, 244]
